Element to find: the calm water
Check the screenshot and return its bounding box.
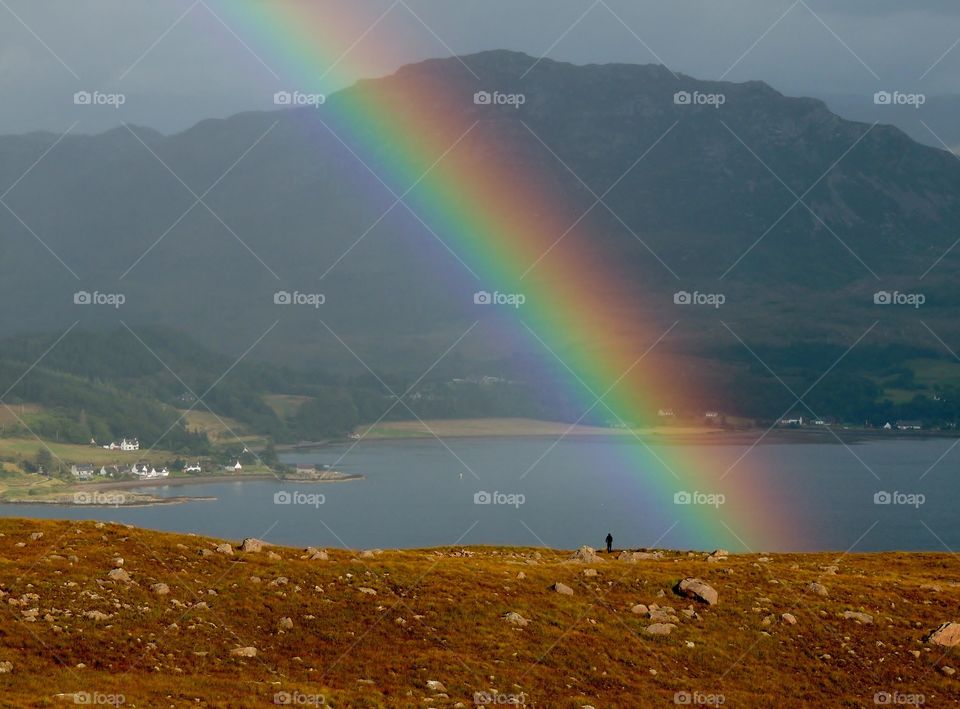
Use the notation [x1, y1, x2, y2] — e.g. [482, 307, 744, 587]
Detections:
[0, 437, 956, 552]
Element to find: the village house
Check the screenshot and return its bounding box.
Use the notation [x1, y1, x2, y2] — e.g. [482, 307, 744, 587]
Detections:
[897, 420, 922, 431]
[133, 461, 169, 479]
[778, 416, 804, 426]
[99, 464, 132, 478]
[184, 462, 202, 473]
[224, 460, 242, 472]
[70, 464, 95, 481]
[101, 437, 140, 451]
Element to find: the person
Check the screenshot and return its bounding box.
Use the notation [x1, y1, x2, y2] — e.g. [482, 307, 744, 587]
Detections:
[605, 532, 613, 554]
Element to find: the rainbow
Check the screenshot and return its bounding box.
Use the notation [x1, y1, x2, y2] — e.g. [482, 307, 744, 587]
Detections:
[213, 2, 802, 551]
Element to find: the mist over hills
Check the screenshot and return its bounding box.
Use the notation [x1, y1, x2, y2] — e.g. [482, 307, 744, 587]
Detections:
[2, 50, 959, 380]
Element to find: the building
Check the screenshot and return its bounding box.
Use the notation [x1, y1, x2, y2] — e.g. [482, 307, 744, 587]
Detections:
[119, 438, 140, 451]
[897, 420, 922, 431]
[184, 463, 202, 473]
[224, 460, 242, 472]
[778, 416, 804, 426]
[70, 464, 95, 480]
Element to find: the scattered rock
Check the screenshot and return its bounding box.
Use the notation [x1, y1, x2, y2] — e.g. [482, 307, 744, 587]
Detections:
[29, 532, 43, 541]
[215, 544, 233, 555]
[645, 623, 676, 636]
[582, 568, 598, 577]
[618, 550, 662, 562]
[842, 611, 874, 624]
[278, 617, 294, 630]
[942, 666, 956, 677]
[549, 582, 574, 596]
[426, 680, 447, 692]
[927, 622, 960, 648]
[781, 613, 797, 625]
[0, 661, 12, 673]
[503, 612, 530, 627]
[675, 578, 718, 606]
[359, 549, 382, 559]
[83, 610, 111, 621]
[106, 568, 131, 583]
[807, 582, 829, 597]
[239, 538, 266, 553]
[230, 646, 257, 658]
[357, 587, 377, 595]
[630, 604, 649, 615]
[570, 546, 604, 563]
[150, 583, 170, 596]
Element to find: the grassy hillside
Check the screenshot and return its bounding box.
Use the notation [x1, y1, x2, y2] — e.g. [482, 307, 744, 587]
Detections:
[0, 519, 956, 706]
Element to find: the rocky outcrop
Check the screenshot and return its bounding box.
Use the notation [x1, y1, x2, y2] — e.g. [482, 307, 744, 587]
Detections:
[675, 578, 718, 605]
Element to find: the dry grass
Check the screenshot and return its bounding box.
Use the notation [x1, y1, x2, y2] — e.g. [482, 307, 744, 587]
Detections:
[0, 519, 956, 707]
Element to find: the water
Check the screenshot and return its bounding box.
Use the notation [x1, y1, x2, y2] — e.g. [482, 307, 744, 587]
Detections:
[0, 436, 955, 552]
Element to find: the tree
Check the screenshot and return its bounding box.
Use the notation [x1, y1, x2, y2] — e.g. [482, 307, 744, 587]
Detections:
[34, 447, 54, 476]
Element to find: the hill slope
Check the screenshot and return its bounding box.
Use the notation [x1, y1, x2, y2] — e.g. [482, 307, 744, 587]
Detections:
[0, 519, 956, 706]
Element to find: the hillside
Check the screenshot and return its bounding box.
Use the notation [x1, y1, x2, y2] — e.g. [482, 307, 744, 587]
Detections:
[0, 519, 956, 706]
[0, 51, 959, 372]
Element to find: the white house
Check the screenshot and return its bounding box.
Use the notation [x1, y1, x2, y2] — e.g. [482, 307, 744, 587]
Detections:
[120, 438, 140, 451]
[70, 464, 95, 480]
[224, 460, 242, 472]
[184, 463, 202, 473]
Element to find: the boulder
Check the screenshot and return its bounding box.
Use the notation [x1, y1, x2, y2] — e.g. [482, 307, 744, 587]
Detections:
[842, 611, 874, 624]
[807, 582, 829, 597]
[630, 604, 649, 615]
[106, 568, 131, 583]
[0, 661, 12, 673]
[618, 551, 662, 562]
[278, 617, 294, 630]
[150, 583, 170, 596]
[83, 610, 111, 621]
[426, 680, 447, 693]
[645, 623, 676, 636]
[927, 622, 960, 648]
[675, 578, 718, 605]
[240, 538, 266, 553]
[503, 612, 530, 627]
[781, 613, 797, 625]
[550, 582, 574, 596]
[230, 646, 257, 657]
[214, 544, 233, 555]
[570, 546, 603, 563]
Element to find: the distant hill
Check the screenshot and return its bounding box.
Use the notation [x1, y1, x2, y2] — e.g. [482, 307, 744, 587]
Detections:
[1, 51, 959, 375]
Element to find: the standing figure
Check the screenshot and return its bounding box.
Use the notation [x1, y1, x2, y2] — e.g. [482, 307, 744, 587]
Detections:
[605, 532, 613, 554]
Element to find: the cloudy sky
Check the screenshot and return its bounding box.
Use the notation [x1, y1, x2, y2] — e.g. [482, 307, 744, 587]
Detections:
[2, 0, 959, 134]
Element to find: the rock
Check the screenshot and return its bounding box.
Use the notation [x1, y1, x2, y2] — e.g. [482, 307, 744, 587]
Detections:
[303, 547, 329, 561]
[357, 587, 377, 595]
[29, 532, 43, 541]
[150, 583, 170, 596]
[927, 622, 960, 648]
[807, 582, 829, 597]
[781, 613, 797, 625]
[239, 538, 266, 553]
[942, 666, 956, 677]
[648, 609, 676, 623]
[550, 582, 574, 596]
[630, 604, 649, 615]
[267, 551, 281, 561]
[910, 650, 921, 659]
[214, 544, 233, 555]
[842, 611, 874, 624]
[0, 661, 12, 673]
[278, 617, 294, 630]
[675, 578, 718, 605]
[106, 568, 130, 583]
[83, 610, 111, 621]
[618, 551, 662, 562]
[570, 546, 603, 563]
[112, 557, 124, 567]
[503, 612, 530, 627]
[645, 623, 676, 636]
[426, 680, 447, 692]
[230, 646, 257, 657]
[359, 549, 382, 559]
[582, 568, 598, 577]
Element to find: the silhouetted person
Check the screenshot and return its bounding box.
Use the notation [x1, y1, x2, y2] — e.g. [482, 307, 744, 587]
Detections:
[605, 533, 613, 553]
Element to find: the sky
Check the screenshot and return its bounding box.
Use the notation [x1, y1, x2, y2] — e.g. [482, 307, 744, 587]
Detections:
[1, 0, 959, 135]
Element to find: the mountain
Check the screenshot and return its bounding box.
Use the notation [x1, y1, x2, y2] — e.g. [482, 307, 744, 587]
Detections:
[1, 50, 959, 375]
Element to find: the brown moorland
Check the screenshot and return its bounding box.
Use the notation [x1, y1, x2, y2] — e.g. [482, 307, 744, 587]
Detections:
[0, 519, 955, 707]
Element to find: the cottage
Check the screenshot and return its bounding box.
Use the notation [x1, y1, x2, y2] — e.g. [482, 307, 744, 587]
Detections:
[120, 438, 140, 451]
[70, 464, 95, 481]
[184, 462, 202, 473]
[227, 460, 243, 472]
[778, 416, 804, 426]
